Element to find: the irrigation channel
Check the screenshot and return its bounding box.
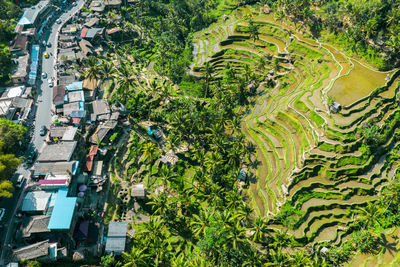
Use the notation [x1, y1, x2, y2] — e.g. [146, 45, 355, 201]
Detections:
[190, 5, 400, 247]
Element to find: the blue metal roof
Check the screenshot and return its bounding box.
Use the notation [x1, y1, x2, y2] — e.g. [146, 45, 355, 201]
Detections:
[70, 110, 86, 118]
[66, 81, 83, 91]
[48, 188, 77, 230]
[18, 11, 33, 25]
[28, 45, 40, 85]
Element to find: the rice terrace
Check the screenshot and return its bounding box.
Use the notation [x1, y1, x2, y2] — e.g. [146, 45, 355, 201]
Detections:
[192, 3, 400, 265]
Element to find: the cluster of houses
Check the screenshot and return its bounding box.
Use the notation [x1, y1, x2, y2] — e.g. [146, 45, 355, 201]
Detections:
[10, 100, 126, 262]
[2, 0, 56, 123]
[5, 0, 137, 264]
[57, 0, 123, 65]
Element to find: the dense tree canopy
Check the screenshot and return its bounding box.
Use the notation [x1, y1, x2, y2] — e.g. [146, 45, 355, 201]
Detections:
[0, 119, 25, 198]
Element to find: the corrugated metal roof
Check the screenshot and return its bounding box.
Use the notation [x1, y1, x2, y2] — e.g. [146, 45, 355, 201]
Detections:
[48, 188, 77, 230]
[21, 191, 51, 212]
[108, 222, 128, 237]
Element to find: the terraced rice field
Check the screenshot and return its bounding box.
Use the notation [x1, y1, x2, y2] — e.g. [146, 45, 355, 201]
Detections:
[191, 6, 400, 245]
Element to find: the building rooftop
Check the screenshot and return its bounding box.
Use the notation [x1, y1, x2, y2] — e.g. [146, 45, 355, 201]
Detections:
[66, 81, 83, 91]
[11, 35, 28, 54]
[105, 222, 127, 254]
[58, 48, 76, 61]
[12, 240, 49, 261]
[91, 99, 110, 116]
[104, 0, 122, 7]
[70, 110, 86, 118]
[11, 55, 28, 80]
[131, 184, 146, 198]
[53, 85, 65, 105]
[3, 85, 25, 98]
[89, 0, 105, 12]
[106, 27, 122, 35]
[90, 121, 117, 144]
[17, 0, 50, 26]
[48, 188, 77, 230]
[37, 141, 77, 162]
[59, 75, 76, 86]
[33, 161, 78, 176]
[79, 39, 93, 56]
[21, 191, 51, 212]
[49, 126, 68, 138]
[67, 90, 85, 103]
[84, 17, 99, 28]
[62, 126, 78, 141]
[85, 28, 103, 38]
[83, 78, 100, 91]
[21, 215, 51, 238]
[63, 101, 84, 116]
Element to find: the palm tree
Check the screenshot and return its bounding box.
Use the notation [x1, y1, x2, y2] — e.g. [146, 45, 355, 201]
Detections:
[292, 251, 312, 267]
[141, 142, 157, 163]
[99, 60, 116, 82]
[251, 217, 268, 243]
[190, 208, 214, 237]
[226, 221, 246, 250]
[84, 58, 101, 81]
[203, 61, 213, 98]
[148, 192, 169, 215]
[356, 201, 382, 230]
[248, 20, 260, 44]
[116, 64, 136, 104]
[236, 204, 253, 223]
[122, 247, 150, 267]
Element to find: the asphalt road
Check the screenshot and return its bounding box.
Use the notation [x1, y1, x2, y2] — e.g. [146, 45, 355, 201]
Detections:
[0, 0, 85, 264]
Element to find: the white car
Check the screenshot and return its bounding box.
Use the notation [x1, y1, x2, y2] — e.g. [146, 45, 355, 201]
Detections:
[57, 19, 62, 24]
[42, 72, 47, 79]
[0, 208, 5, 222]
[48, 78, 54, 87]
[16, 174, 24, 188]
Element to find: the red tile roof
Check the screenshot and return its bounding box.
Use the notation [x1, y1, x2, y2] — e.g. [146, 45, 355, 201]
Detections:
[80, 27, 89, 38]
[84, 155, 94, 172]
[88, 145, 98, 156]
[71, 117, 81, 124]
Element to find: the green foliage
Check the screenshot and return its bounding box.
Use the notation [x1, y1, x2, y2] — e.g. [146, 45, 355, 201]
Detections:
[100, 255, 122, 267]
[0, 118, 27, 154]
[360, 124, 384, 148]
[351, 230, 380, 253]
[0, 180, 14, 198]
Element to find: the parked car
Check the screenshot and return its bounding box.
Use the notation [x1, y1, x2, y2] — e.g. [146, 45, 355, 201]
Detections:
[57, 19, 62, 24]
[26, 150, 37, 164]
[40, 125, 47, 136]
[47, 42, 52, 48]
[0, 208, 5, 222]
[48, 78, 54, 87]
[16, 175, 24, 188]
[44, 52, 49, 59]
[42, 41, 47, 47]
[42, 72, 47, 79]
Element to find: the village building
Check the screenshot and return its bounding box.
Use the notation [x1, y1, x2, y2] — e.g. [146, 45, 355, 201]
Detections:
[90, 120, 117, 144]
[16, 0, 52, 37]
[90, 99, 111, 121]
[21, 191, 52, 214]
[37, 141, 77, 162]
[21, 215, 51, 239]
[105, 222, 128, 255]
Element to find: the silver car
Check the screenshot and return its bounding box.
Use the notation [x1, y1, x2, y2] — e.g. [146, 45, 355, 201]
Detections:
[48, 78, 54, 87]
